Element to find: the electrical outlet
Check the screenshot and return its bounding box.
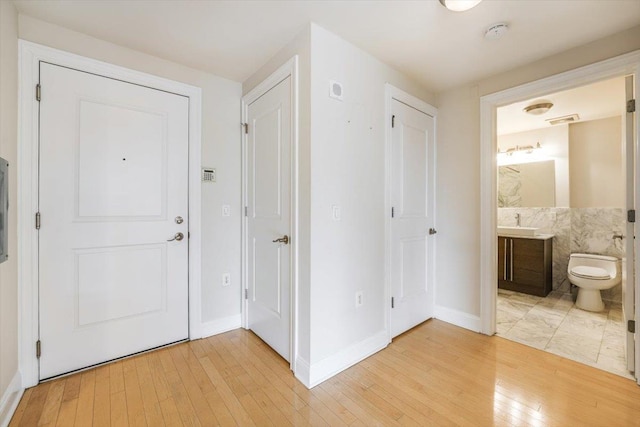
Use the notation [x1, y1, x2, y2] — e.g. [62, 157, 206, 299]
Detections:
[222, 273, 231, 287]
[355, 291, 363, 308]
[222, 205, 231, 217]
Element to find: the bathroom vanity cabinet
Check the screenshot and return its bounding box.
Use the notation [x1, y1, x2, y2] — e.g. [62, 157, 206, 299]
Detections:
[498, 235, 552, 297]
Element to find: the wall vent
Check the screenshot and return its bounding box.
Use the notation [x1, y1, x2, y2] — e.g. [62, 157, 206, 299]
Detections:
[546, 114, 580, 125]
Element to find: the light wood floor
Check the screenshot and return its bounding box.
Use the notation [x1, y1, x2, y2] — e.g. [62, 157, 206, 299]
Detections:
[10, 319, 640, 426]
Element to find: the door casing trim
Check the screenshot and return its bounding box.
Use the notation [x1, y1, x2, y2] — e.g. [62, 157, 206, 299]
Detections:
[240, 56, 299, 371]
[479, 49, 640, 384]
[18, 40, 203, 387]
[384, 84, 438, 342]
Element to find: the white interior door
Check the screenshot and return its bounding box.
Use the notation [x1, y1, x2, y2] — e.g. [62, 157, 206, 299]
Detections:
[390, 99, 436, 338]
[39, 62, 189, 379]
[624, 75, 636, 374]
[246, 76, 291, 361]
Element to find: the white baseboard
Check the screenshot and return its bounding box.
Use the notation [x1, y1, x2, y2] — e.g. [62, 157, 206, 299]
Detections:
[294, 357, 311, 388]
[299, 330, 388, 389]
[434, 305, 481, 332]
[0, 371, 23, 427]
[200, 314, 242, 338]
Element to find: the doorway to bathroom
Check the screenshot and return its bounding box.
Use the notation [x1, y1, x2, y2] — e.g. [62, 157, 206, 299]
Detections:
[479, 52, 640, 384]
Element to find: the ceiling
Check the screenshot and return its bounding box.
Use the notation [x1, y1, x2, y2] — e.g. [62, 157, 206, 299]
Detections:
[12, 0, 640, 92]
[497, 77, 626, 136]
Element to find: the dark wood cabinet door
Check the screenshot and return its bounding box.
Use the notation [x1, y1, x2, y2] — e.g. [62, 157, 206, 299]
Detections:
[498, 236, 507, 282]
[512, 238, 545, 286]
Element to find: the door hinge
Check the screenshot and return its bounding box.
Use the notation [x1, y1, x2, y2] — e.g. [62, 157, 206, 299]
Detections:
[36, 340, 41, 358]
[391, 115, 395, 128]
[629, 320, 636, 334]
[391, 207, 395, 218]
[429, 228, 437, 235]
[245, 206, 248, 217]
[35, 212, 41, 229]
[627, 99, 636, 113]
[628, 209, 636, 223]
[244, 288, 248, 299]
[36, 84, 41, 102]
[242, 123, 248, 134]
[391, 297, 395, 309]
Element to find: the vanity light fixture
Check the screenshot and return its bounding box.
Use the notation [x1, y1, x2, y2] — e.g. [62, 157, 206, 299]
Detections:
[523, 101, 554, 115]
[499, 142, 542, 156]
[439, 0, 483, 12]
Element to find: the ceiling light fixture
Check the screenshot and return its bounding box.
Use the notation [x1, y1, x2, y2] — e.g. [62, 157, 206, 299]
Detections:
[439, 0, 483, 12]
[523, 101, 554, 115]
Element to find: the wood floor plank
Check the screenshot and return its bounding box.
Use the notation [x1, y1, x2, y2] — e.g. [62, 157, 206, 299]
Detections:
[74, 371, 96, 427]
[17, 382, 50, 426]
[11, 320, 640, 427]
[37, 378, 65, 426]
[122, 358, 147, 427]
[110, 390, 129, 427]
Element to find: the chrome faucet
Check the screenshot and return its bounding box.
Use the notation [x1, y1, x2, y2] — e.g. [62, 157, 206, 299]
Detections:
[515, 213, 521, 227]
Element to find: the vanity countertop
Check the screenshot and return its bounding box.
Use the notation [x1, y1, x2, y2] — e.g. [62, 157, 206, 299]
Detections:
[498, 233, 554, 240]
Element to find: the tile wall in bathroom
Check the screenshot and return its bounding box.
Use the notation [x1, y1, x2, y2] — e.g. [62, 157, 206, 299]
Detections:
[498, 207, 625, 302]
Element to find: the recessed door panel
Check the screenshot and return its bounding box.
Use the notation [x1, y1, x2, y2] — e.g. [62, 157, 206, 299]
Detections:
[252, 238, 281, 315]
[400, 237, 427, 299]
[253, 108, 282, 219]
[77, 100, 166, 219]
[401, 125, 428, 217]
[76, 245, 166, 326]
[39, 62, 189, 379]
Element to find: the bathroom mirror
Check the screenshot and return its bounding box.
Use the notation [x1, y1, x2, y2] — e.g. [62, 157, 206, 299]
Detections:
[498, 160, 555, 208]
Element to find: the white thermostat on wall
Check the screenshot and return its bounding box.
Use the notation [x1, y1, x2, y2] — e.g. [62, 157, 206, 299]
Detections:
[202, 167, 216, 183]
[329, 80, 344, 101]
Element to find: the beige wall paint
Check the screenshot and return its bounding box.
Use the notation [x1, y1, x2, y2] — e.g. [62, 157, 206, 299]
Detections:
[0, 0, 19, 409]
[569, 116, 624, 208]
[17, 15, 243, 326]
[435, 25, 640, 319]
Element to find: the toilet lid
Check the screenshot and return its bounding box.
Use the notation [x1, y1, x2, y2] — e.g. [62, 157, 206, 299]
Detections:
[570, 266, 610, 280]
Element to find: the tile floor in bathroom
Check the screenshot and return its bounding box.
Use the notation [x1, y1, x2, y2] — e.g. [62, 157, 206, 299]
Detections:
[496, 288, 633, 379]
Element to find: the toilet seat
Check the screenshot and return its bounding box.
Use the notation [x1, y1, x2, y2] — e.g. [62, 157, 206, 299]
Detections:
[570, 266, 610, 280]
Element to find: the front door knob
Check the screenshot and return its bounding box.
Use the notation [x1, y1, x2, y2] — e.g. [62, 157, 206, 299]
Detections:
[272, 235, 289, 245]
[167, 232, 184, 242]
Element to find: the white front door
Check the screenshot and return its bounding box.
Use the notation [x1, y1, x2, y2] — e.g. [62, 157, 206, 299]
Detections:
[390, 98, 436, 338]
[246, 76, 292, 361]
[624, 74, 636, 374]
[38, 63, 189, 379]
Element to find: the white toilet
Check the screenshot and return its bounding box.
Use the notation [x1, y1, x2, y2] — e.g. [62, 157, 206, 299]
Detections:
[567, 253, 621, 312]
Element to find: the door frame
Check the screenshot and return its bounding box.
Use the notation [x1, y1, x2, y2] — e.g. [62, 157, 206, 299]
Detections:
[384, 84, 438, 342]
[240, 56, 299, 370]
[479, 50, 640, 383]
[18, 40, 203, 388]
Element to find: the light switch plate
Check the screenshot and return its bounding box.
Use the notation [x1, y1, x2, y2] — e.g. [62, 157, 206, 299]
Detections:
[222, 205, 231, 217]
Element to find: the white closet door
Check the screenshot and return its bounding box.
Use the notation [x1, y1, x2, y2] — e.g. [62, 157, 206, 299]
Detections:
[390, 98, 436, 338]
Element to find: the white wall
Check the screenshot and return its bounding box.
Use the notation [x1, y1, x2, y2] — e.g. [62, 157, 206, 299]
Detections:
[0, 0, 20, 422]
[243, 23, 434, 386]
[569, 116, 623, 208]
[435, 25, 640, 320]
[308, 24, 434, 366]
[498, 125, 570, 207]
[17, 15, 243, 331]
